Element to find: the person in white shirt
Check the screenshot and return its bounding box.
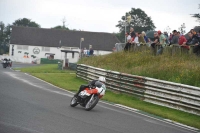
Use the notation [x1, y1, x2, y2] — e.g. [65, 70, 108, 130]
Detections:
[124, 32, 132, 51]
[132, 32, 140, 46]
[127, 33, 131, 42]
[83, 48, 88, 56]
[133, 32, 139, 44]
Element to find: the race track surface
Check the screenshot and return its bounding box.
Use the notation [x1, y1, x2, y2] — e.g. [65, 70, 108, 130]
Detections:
[0, 63, 197, 133]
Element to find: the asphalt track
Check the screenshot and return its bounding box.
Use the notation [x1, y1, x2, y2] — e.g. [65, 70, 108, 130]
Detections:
[0, 62, 199, 133]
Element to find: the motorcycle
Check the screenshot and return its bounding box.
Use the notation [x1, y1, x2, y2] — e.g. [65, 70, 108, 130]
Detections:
[70, 81, 105, 111]
[2, 59, 12, 68]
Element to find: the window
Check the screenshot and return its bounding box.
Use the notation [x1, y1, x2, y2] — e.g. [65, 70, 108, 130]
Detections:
[17, 45, 28, 50]
[42, 47, 50, 52]
[17, 45, 22, 50]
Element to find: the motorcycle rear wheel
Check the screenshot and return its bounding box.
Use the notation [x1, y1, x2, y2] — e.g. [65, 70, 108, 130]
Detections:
[85, 95, 99, 111]
[70, 96, 79, 107]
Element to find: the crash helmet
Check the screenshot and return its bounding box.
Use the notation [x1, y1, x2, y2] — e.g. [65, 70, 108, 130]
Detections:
[98, 76, 106, 83]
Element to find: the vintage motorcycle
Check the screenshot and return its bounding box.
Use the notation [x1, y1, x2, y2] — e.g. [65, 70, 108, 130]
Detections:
[2, 58, 12, 68]
[70, 81, 106, 111]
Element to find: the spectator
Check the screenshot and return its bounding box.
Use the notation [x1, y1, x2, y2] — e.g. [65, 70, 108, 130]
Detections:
[83, 48, 87, 56]
[177, 32, 189, 50]
[190, 29, 197, 37]
[112, 47, 116, 52]
[133, 32, 139, 44]
[164, 32, 169, 44]
[183, 32, 200, 55]
[124, 32, 132, 51]
[157, 30, 166, 55]
[130, 27, 136, 41]
[138, 32, 146, 45]
[171, 30, 179, 44]
[151, 32, 160, 49]
[89, 48, 94, 55]
[177, 31, 181, 36]
[198, 30, 200, 37]
[169, 33, 173, 44]
[87, 49, 90, 56]
[142, 31, 149, 43]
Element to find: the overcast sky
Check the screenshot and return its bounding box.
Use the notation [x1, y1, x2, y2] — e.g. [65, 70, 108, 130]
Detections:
[0, 0, 199, 33]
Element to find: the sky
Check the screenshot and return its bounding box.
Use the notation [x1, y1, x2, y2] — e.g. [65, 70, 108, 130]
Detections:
[0, 0, 199, 33]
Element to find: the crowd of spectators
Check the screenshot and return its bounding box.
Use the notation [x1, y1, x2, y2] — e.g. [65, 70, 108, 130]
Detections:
[124, 27, 200, 56]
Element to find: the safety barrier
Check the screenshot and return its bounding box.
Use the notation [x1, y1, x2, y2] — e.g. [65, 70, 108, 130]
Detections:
[76, 64, 200, 115]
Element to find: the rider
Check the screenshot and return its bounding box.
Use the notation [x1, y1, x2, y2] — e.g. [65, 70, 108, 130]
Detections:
[3, 58, 8, 61]
[74, 76, 106, 97]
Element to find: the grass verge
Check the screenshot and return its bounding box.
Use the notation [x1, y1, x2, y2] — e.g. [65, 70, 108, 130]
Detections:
[17, 64, 75, 73]
[15, 64, 200, 129]
[79, 51, 200, 87]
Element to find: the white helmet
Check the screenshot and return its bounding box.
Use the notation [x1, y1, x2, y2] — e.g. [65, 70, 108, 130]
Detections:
[98, 76, 106, 83]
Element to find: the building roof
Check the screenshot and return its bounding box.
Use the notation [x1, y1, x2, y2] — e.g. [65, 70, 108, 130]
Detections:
[10, 26, 120, 51]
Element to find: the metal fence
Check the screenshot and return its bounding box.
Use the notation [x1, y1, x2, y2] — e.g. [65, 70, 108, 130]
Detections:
[76, 64, 200, 115]
[115, 43, 196, 56]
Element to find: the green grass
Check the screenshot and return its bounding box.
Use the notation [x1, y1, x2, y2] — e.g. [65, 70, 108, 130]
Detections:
[15, 64, 200, 129]
[103, 90, 200, 128]
[17, 64, 74, 73]
[79, 50, 200, 87]
[31, 73, 87, 91]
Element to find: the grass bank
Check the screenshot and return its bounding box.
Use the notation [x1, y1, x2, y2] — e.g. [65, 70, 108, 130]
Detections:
[15, 64, 200, 129]
[79, 51, 200, 87]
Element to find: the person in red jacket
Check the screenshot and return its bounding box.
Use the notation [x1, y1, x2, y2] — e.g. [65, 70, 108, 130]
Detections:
[177, 32, 189, 50]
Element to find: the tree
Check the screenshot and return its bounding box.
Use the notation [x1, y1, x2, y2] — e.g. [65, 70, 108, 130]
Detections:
[191, 14, 200, 24]
[113, 32, 124, 43]
[191, 4, 200, 24]
[52, 25, 69, 30]
[0, 18, 40, 54]
[52, 17, 70, 30]
[13, 18, 40, 27]
[116, 8, 156, 42]
[0, 22, 11, 54]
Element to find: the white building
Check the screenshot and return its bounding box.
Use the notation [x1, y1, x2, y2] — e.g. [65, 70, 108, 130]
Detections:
[9, 26, 120, 64]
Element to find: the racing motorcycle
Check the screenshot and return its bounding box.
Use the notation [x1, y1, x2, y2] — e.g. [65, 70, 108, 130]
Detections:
[70, 81, 106, 111]
[2, 58, 12, 68]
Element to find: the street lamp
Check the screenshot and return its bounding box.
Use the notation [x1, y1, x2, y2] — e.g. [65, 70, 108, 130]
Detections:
[80, 38, 84, 58]
[9, 26, 13, 56]
[58, 40, 62, 49]
[120, 14, 132, 43]
[8, 26, 12, 46]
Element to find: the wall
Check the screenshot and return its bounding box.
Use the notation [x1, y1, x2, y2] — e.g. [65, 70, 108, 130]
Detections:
[9, 44, 112, 63]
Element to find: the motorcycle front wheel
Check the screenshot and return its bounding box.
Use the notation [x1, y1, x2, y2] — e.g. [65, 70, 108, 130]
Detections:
[3, 64, 7, 68]
[70, 96, 79, 107]
[85, 95, 99, 111]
